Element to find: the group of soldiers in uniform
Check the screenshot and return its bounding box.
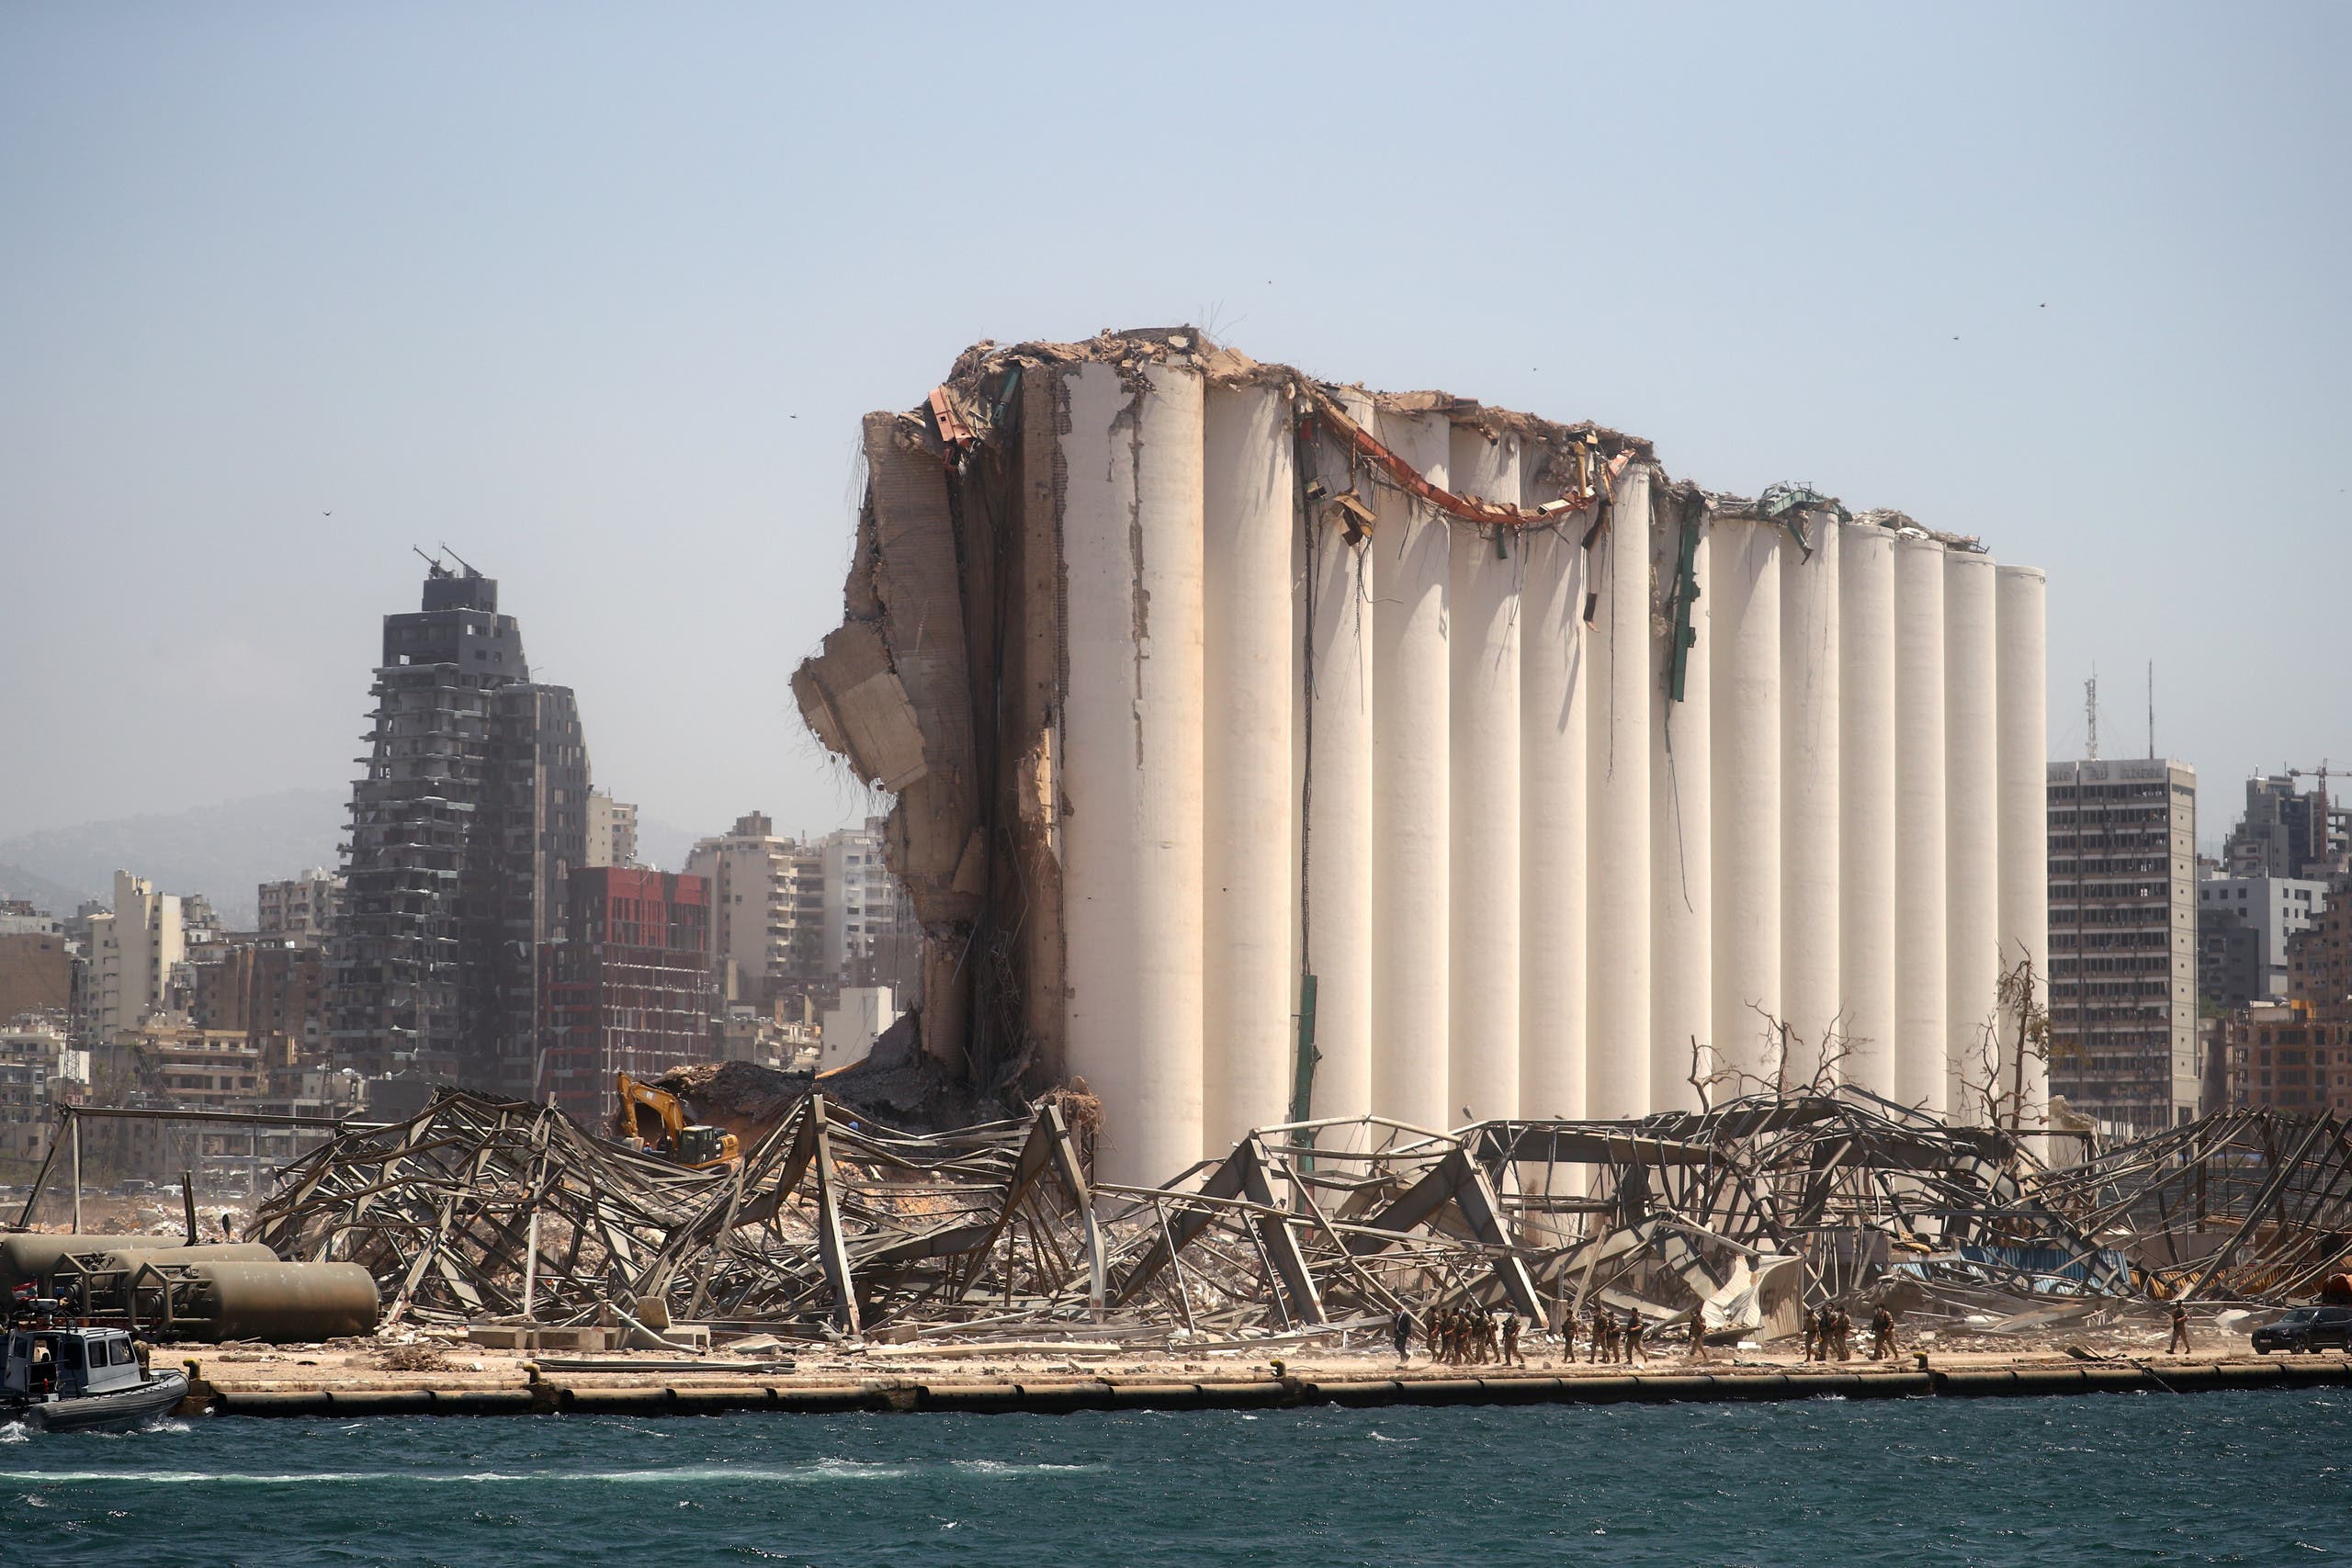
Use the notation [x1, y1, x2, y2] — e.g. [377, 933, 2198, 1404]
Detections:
[1562, 1305, 1665, 1365]
[1804, 1303, 1902, 1361]
[1410, 1305, 1528, 1367]
[1392, 1296, 1903, 1367]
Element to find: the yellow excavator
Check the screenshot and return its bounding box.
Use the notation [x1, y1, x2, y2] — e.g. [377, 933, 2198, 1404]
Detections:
[612, 1072, 741, 1169]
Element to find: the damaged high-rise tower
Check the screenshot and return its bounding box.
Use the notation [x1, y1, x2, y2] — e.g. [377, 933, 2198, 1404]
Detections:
[328, 558, 588, 1099]
[797, 330, 2051, 1186]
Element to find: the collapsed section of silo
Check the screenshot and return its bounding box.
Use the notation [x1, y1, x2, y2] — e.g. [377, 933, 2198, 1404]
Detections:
[795, 329, 2051, 1187]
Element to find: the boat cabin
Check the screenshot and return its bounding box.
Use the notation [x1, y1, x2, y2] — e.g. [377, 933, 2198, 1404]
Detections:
[3, 1326, 143, 1401]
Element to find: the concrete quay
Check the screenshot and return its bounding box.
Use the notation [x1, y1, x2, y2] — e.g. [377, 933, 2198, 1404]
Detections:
[170, 1345, 2352, 1419]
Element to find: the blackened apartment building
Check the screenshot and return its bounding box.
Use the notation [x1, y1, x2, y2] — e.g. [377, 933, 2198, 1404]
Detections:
[327, 562, 588, 1099]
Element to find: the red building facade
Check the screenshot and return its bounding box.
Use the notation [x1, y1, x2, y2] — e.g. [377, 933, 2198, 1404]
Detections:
[542, 868, 717, 1122]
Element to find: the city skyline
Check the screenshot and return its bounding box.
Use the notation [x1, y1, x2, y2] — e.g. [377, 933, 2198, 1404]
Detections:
[5, 5, 2347, 845]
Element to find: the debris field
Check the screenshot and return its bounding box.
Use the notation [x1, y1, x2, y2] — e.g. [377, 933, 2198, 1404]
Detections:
[243, 1086, 2352, 1352]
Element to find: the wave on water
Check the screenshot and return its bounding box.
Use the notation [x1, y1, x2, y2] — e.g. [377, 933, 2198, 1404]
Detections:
[0, 1423, 27, 1446]
[0, 1465, 917, 1487]
[0, 1458, 1117, 1489]
[950, 1459, 1100, 1473]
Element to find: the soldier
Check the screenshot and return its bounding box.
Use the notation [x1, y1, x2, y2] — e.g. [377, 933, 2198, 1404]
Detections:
[1591, 1306, 1615, 1364]
[1800, 1306, 1819, 1363]
[1392, 1305, 1415, 1364]
[1557, 1299, 1578, 1363]
[2169, 1300, 2191, 1356]
[1833, 1306, 1854, 1361]
[1502, 1310, 1525, 1368]
[1689, 1314, 1710, 1362]
[1483, 1310, 1500, 1365]
[1870, 1304, 1897, 1360]
[1624, 1310, 1646, 1368]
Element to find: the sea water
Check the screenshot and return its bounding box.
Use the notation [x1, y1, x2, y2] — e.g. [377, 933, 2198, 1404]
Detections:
[3, 1390, 2346, 1565]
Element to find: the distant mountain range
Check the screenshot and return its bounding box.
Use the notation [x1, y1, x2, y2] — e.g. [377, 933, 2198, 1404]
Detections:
[0, 789, 346, 928]
[0, 792, 710, 927]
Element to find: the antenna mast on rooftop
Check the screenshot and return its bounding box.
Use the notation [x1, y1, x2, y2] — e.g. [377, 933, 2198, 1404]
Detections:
[2147, 660, 2155, 761]
[2085, 667, 2100, 762]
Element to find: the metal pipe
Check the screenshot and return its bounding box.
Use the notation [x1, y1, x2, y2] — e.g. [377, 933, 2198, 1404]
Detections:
[71, 1115, 82, 1235]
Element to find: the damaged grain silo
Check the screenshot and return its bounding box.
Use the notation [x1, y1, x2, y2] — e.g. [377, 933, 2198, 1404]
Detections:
[795, 329, 2051, 1188]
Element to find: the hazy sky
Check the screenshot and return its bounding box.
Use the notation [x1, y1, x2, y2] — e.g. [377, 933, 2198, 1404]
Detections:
[4, 3, 2345, 852]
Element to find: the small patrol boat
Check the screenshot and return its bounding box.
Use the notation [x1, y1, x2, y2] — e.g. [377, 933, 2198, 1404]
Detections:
[4, 1303, 188, 1434]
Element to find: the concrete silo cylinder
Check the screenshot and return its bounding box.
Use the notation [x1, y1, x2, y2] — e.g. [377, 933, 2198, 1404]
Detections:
[1586, 467, 1653, 1119]
[1370, 412, 1453, 1133]
[1711, 520, 1782, 1088]
[1944, 552, 2002, 1122]
[1447, 426, 1522, 1124]
[1650, 504, 1710, 1111]
[1057, 361, 1207, 1185]
[1893, 535, 1950, 1116]
[1202, 381, 1297, 1150]
[1780, 518, 1841, 1089]
[1996, 564, 2052, 1134]
[1520, 495, 1589, 1122]
[1300, 390, 1377, 1140]
[1838, 522, 1899, 1099]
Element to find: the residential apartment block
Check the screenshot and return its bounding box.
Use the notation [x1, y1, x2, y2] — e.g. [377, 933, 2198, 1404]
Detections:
[85, 871, 184, 1038]
[2197, 875, 2329, 1010]
[684, 813, 824, 1010]
[257, 870, 341, 944]
[585, 790, 640, 869]
[2224, 774, 2346, 880]
[820, 818, 916, 987]
[2046, 758, 2199, 1134]
[541, 867, 718, 1119]
[2222, 998, 2350, 1116]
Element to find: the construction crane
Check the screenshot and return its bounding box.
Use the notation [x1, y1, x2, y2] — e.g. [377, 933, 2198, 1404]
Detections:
[611, 1073, 741, 1169]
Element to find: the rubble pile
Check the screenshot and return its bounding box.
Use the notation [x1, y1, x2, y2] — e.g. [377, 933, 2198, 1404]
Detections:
[244, 1087, 2352, 1345]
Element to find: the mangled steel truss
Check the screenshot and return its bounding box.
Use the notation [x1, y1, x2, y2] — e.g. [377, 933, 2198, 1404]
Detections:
[247, 1088, 2352, 1342]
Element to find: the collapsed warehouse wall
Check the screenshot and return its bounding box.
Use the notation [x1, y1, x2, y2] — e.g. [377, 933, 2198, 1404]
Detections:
[796, 330, 2051, 1188]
